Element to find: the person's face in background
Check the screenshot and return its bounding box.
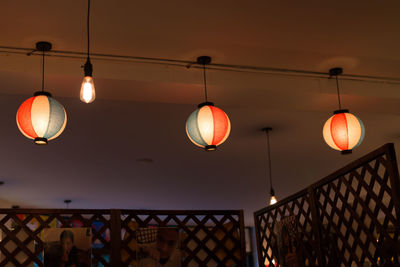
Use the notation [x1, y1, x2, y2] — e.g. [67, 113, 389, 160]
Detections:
[61, 237, 73, 253]
[156, 229, 178, 260]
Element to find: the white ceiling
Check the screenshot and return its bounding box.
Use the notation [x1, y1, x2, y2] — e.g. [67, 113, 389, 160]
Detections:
[0, 0, 400, 224]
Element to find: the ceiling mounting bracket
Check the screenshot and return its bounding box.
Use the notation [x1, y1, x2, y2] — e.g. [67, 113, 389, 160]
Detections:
[329, 67, 343, 76]
[197, 56, 212, 65]
[27, 41, 52, 56]
[36, 41, 52, 52]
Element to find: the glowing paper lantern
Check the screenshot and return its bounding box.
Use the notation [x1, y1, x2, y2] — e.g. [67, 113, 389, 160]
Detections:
[186, 102, 231, 151]
[323, 109, 365, 154]
[16, 92, 67, 145]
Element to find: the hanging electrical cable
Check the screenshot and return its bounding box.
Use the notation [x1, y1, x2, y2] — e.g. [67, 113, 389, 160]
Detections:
[1, 45, 399, 84]
[80, 0, 96, 104]
[262, 127, 277, 205]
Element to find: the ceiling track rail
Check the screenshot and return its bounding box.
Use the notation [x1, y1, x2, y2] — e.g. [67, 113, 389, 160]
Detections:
[0, 45, 400, 85]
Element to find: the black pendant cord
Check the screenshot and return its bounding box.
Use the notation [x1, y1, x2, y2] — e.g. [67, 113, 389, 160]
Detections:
[203, 64, 208, 102]
[265, 130, 273, 194]
[83, 0, 93, 77]
[87, 0, 91, 59]
[41, 50, 45, 92]
[336, 75, 342, 110]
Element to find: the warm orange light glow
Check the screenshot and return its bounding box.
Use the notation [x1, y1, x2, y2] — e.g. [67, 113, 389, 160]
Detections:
[323, 111, 365, 153]
[80, 76, 96, 103]
[270, 195, 277, 205]
[186, 104, 231, 150]
[16, 94, 67, 144]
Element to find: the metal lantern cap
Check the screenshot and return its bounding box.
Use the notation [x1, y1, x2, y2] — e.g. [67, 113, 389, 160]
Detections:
[205, 145, 217, 151]
[333, 109, 349, 115]
[198, 101, 214, 108]
[34, 137, 48, 145]
[34, 91, 52, 97]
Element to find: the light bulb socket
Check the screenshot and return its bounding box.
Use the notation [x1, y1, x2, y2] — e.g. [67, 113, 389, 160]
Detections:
[34, 137, 48, 145]
[333, 109, 349, 115]
[205, 145, 217, 151]
[270, 188, 275, 196]
[34, 91, 52, 97]
[198, 101, 214, 108]
[84, 58, 93, 77]
[197, 56, 212, 65]
[341, 150, 352, 155]
[329, 67, 343, 76]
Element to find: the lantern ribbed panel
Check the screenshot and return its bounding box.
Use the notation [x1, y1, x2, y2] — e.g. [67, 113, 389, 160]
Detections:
[323, 112, 365, 151]
[16, 95, 67, 141]
[186, 105, 231, 148]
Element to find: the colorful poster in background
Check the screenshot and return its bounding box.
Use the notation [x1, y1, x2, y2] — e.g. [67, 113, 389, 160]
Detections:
[92, 221, 110, 249]
[10, 215, 111, 266]
[272, 216, 302, 267]
[56, 216, 111, 249]
[42, 227, 92, 267]
[14, 214, 57, 231]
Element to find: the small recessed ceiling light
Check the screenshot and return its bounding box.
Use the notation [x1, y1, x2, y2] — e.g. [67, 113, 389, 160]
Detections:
[137, 158, 154, 164]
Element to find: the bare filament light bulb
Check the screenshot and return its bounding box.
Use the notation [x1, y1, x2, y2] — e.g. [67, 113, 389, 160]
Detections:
[270, 195, 277, 205]
[80, 58, 95, 104]
[80, 76, 95, 103]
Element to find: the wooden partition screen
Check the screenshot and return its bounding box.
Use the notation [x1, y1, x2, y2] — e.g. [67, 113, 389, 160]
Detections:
[254, 143, 400, 266]
[0, 209, 245, 267]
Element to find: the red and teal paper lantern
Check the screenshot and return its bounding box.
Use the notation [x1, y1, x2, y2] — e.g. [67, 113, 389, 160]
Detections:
[16, 92, 67, 145]
[323, 109, 365, 154]
[186, 102, 231, 151]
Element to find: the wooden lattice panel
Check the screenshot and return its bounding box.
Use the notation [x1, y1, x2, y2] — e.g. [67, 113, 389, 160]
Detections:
[254, 143, 400, 267]
[0, 209, 112, 267]
[120, 210, 246, 267]
[254, 190, 319, 267]
[0, 209, 245, 266]
[315, 150, 400, 266]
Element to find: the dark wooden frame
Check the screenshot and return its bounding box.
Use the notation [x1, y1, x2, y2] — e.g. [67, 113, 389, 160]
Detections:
[254, 143, 400, 266]
[0, 209, 246, 267]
